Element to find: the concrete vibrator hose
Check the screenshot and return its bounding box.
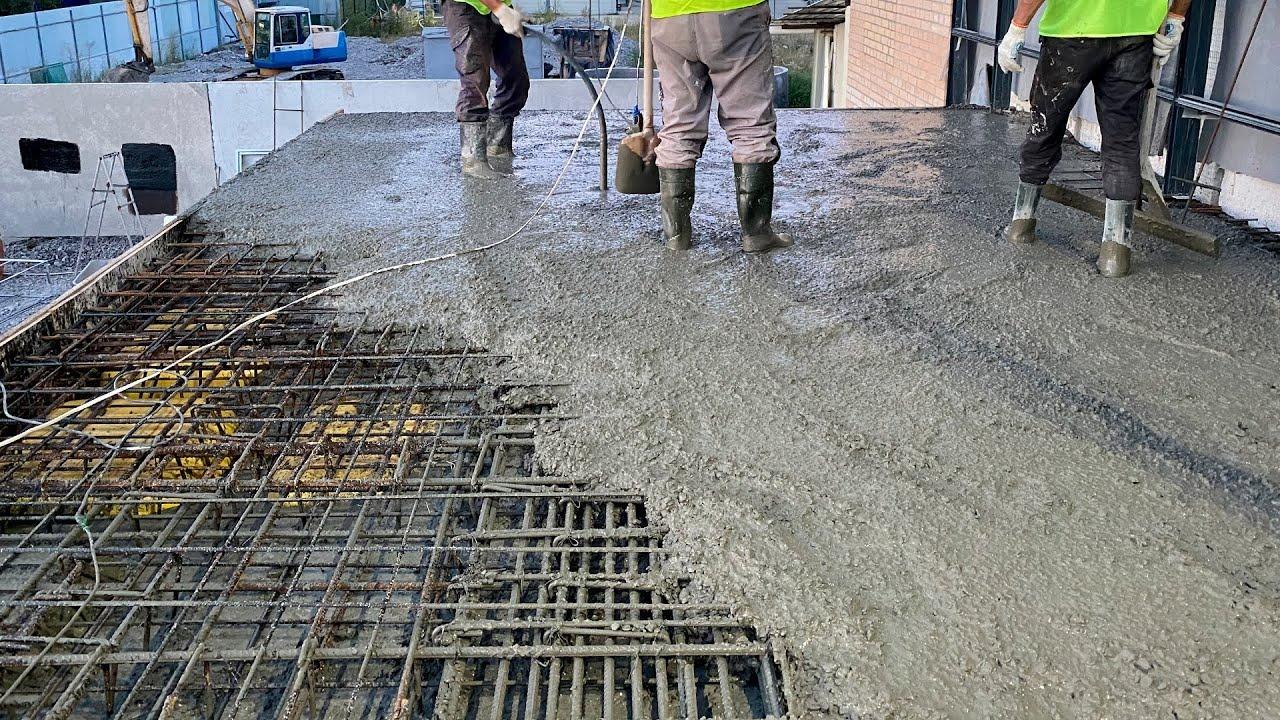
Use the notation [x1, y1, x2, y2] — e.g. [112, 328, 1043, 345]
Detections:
[523, 25, 610, 192]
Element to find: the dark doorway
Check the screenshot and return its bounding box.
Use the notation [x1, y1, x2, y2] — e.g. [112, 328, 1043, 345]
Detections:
[121, 143, 178, 216]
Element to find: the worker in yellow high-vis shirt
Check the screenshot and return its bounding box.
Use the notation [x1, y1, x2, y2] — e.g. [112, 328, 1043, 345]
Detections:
[997, 0, 1191, 277]
[650, 0, 792, 254]
[444, 0, 528, 179]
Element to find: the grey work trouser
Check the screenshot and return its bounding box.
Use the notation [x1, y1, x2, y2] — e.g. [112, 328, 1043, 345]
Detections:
[651, 1, 781, 169]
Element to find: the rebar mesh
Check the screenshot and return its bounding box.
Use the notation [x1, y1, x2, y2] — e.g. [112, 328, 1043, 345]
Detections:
[0, 238, 786, 719]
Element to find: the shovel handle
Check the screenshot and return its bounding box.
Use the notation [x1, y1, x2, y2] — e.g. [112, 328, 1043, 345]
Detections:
[642, 0, 654, 130]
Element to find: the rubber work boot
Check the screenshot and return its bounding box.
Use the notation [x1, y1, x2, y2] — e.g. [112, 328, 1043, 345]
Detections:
[459, 121, 502, 180]
[1004, 181, 1043, 244]
[486, 116, 515, 175]
[659, 167, 695, 251]
[486, 116, 515, 158]
[1097, 199, 1135, 278]
[735, 162, 793, 253]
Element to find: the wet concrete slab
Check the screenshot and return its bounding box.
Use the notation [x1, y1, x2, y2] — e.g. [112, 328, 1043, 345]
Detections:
[190, 109, 1280, 719]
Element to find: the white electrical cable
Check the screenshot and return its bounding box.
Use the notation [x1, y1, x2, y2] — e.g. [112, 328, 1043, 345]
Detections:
[1, 370, 188, 452]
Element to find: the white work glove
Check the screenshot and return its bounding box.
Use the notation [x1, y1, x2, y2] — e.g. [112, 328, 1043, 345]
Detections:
[493, 4, 525, 37]
[1152, 14, 1185, 64]
[997, 24, 1028, 74]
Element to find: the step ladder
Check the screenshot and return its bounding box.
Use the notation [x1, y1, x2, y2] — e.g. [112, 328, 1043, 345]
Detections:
[78, 151, 145, 272]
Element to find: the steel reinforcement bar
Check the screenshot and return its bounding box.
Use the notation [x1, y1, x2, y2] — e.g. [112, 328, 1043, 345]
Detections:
[0, 236, 787, 719]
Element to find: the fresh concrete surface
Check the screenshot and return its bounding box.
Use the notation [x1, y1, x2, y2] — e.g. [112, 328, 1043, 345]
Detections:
[188, 109, 1280, 719]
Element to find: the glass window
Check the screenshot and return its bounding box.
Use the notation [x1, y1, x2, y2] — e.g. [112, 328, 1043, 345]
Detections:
[254, 15, 271, 59]
[275, 14, 300, 46]
[298, 14, 311, 43]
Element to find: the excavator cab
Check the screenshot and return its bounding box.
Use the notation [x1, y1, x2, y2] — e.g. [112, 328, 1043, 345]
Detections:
[252, 6, 347, 71]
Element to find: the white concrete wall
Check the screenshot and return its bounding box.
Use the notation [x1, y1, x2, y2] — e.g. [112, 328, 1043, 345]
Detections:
[1, 78, 649, 237]
[0, 82, 216, 237]
[209, 78, 646, 183]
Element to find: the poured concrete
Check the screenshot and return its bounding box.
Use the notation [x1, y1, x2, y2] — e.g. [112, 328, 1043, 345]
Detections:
[190, 109, 1280, 719]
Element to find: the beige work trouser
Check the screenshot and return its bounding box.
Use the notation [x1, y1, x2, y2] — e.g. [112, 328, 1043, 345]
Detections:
[651, 1, 781, 169]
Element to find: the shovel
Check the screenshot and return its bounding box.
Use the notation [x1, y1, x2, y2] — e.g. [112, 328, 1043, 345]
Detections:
[615, 0, 660, 194]
[1139, 61, 1171, 219]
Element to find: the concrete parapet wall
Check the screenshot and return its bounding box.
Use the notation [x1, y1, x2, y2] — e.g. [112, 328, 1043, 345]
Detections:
[0, 82, 216, 238]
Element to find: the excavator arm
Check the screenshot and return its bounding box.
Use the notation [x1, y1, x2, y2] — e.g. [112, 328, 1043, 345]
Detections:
[102, 0, 154, 81]
[121, 0, 153, 66]
[216, 0, 259, 64]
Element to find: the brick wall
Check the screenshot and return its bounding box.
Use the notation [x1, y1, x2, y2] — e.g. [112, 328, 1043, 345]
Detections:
[844, 0, 953, 108]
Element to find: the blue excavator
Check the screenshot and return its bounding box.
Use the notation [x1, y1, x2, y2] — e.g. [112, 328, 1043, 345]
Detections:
[104, 0, 347, 82]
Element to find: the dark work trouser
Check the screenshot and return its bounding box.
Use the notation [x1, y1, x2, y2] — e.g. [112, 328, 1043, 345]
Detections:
[1019, 35, 1154, 201]
[443, 1, 530, 123]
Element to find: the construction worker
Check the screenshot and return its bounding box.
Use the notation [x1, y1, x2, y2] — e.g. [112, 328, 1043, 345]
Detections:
[651, 0, 792, 253]
[444, 0, 529, 178]
[997, 0, 1190, 277]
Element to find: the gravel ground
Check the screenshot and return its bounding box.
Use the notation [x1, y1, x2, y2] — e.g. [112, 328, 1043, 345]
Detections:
[188, 109, 1280, 719]
[151, 36, 427, 82]
[0, 236, 135, 335]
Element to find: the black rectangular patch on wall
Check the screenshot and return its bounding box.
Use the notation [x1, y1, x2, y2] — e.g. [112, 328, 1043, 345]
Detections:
[19, 138, 81, 174]
[121, 143, 178, 215]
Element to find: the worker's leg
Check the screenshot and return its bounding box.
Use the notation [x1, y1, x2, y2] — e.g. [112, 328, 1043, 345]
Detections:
[1092, 36, 1154, 278]
[489, 24, 530, 161]
[444, 2, 501, 179]
[652, 14, 713, 249]
[490, 28, 530, 119]
[1006, 37, 1103, 244]
[1019, 37, 1100, 186]
[705, 2, 780, 166]
[652, 16, 713, 169]
[701, 2, 790, 253]
[443, 1, 495, 123]
[1092, 36, 1153, 202]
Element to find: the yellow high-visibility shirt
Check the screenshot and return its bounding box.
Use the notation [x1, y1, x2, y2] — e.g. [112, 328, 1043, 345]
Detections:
[652, 0, 765, 21]
[1039, 0, 1169, 38]
[453, 0, 512, 17]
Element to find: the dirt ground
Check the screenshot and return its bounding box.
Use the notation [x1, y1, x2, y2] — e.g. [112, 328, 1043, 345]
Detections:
[188, 109, 1280, 719]
[151, 36, 426, 82]
[0, 236, 134, 335]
